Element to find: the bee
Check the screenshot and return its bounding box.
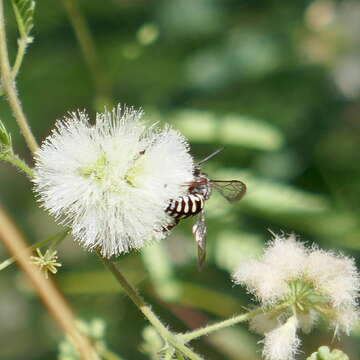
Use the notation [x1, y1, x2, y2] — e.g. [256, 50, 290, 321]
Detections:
[164, 148, 247, 268]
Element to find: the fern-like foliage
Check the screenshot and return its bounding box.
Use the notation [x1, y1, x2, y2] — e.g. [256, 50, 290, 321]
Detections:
[11, 0, 36, 43]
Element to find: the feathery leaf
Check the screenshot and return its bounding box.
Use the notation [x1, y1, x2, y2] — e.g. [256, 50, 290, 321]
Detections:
[11, 0, 35, 43]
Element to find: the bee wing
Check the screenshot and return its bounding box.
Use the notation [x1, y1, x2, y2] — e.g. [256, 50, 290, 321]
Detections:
[192, 210, 207, 270]
[211, 180, 247, 203]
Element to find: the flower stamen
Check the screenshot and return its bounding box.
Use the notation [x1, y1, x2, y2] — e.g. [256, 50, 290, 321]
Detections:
[30, 248, 62, 279]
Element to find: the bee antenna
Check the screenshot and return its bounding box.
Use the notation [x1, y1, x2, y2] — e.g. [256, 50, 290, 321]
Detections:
[197, 148, 225, 165]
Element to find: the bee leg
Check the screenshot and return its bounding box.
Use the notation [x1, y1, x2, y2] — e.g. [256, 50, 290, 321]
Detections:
[161, 218, 179, 232]
[192, 210, 207, 270]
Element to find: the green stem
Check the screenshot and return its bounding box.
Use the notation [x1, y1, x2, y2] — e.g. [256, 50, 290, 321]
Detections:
[0, 229, 69, 271]
[3, 153, 35, 177]
[0, 0, 38, 154]
[99, 254, 203, 360]
[48, 230, 69, 252]
[12, 38, 27, 78]
[180, 307, 264, 343]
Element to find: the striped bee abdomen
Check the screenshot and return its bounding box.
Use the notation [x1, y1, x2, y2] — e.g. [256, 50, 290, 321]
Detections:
[166, 194, 204, 220]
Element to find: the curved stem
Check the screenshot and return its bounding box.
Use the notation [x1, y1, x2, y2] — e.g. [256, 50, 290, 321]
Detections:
[99, 255, 203, 360]
[180, 300, 296, 344]
[3, 153, 35, 177]
[179, 307, 264, 343]
[12, 38, 27, 78]
[0, 0, 38, 154]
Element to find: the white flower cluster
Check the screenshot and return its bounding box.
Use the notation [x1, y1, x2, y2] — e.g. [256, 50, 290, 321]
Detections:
[233, 233, 360, 360]
[33, 105, 194, 257]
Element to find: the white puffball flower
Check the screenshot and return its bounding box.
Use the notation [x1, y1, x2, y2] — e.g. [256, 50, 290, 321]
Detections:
[233, 234, 308, 305]
[33, 105, 194, 257]
[306, 248, 359, 308]
[331, 304, 360, 336]
[233, 234, 359, 318]
[235, 260, 288, 305]
[262, 315, 300, 360]
[233, 233, 360, 360]
[262, 233, 307, 281]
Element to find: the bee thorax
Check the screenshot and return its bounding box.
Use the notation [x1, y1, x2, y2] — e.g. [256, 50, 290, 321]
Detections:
[189, 173, 212, 200]
[190, 183, 211, 200]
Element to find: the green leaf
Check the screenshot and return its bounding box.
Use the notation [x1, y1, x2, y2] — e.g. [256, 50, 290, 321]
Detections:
[11, 0, 36, 42]
[171, 109, 284, 151]
[220, 114, 284, 150]
[215, 169, 330, 215]
[306, 346, 349, 360]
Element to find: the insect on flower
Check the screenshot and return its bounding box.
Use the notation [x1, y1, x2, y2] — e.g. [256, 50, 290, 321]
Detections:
[33, 105, 195, 258]
[164, 148, 247, 268]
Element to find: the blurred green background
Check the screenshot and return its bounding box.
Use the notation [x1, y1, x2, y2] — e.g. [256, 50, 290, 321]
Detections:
[1, 0, 360, 359]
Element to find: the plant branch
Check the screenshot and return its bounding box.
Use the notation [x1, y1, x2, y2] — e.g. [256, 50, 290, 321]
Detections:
[99, 254, 203, 360]
[0, 0, 38, 154]
[179, 307, 264, 343]
[0, 206, 99, 360]
[179, 300, 295, 344]
[12, 37, 27, 78]
[2, 153, 35, 177]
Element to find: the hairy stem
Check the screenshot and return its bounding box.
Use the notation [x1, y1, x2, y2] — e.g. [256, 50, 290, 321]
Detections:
[0, 206, 99, 360]
[99, 255, 203, 360]
[12, 38, 27, 78]
[3, 153, 35, 177]
[0, 0, 38, 154]
[180, 307, 264, 343]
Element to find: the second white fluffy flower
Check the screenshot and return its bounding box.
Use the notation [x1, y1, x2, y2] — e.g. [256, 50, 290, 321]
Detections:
[33, 105, 194, 257]
[233, 233, 360, 360]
